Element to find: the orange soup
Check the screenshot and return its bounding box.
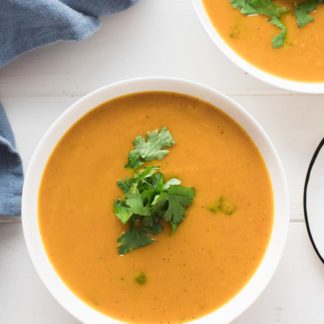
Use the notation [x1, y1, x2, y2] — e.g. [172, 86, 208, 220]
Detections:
[39, 92, 273, 323]
[203, 0, 324, 82]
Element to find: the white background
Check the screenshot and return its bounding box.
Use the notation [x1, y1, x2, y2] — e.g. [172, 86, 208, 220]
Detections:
[1, 0, 324, 323]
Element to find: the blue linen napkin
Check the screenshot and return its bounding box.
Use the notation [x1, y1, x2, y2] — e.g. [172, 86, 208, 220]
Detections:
[0, 104, 23, 219]
[0, 0, 139, 67]
[0, 0, 139, 219]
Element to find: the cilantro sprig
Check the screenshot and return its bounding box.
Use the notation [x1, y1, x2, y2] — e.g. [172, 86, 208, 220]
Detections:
[295, 0, 323, 28]
[125, 127, 175, 169]
[114, 128, 195, 255]
[231, 0, 288, 48]
[230, 0, 324, 48]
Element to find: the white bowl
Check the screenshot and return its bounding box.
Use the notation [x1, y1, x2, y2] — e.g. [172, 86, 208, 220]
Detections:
[192, 0, 324, 93]
[22, 77, 289, 324]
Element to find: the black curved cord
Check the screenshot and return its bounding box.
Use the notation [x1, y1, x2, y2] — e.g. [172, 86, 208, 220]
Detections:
[304, 137, 324, 264]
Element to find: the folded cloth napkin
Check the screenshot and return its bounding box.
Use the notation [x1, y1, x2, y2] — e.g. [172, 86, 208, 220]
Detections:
[0, 0, 139, 67]
[0, 104, 23, 221]
[0, 0, 139, 220]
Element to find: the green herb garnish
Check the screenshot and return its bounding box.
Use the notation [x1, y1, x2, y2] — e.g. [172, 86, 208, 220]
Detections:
[295, 0, 323, 28]
[125, 127, 175, 169]
[208, 196, 237, 216]
[230, 0, 324, 48]
[231, 0, 288, 48]
[114, 128, 195, 255]
[135, 272, 147, 285]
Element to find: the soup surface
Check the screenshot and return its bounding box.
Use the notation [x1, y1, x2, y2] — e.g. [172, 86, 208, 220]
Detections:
[203, 0, 324, 82]
[39, 92, 273, 323]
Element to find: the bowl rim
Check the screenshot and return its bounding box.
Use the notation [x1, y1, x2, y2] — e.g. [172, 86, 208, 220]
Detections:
[192, 0, 324, 94]
[22, 76, 289, 324]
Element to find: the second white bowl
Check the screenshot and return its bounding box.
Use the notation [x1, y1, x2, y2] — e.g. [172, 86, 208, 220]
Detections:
[192, 0, 324, 93]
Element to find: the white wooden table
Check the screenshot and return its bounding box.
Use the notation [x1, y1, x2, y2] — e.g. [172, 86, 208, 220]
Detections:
[1, 0, 324, 323]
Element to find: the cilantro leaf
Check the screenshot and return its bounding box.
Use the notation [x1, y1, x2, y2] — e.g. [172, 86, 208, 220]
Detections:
[163, 178, 182, 190]
[230, 0, 288, 47]
[295, 0, 323, 28]
[134, 166, 161, 185]
[231, 0, 287, 17]
[148, 222, 164, 235]
[117, 177, 134, 194]
[125, 193, 151, 216]
[126, 150, 143, 169]
[125, 127, 175, 169]
[117, 167, 161, 196]
[113, 200, 133, 224]
[152, 186, 195, 232]
[270, 17, 287, 48]
[117, 227, 154, 255]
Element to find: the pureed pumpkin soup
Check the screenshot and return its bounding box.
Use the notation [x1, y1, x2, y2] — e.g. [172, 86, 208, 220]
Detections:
[38, 92, 273, 323]
[203, 0, 324, 82]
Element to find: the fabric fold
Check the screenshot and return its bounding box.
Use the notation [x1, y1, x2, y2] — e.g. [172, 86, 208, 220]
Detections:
[0, 0, 139, 218]
[0, 0, 139, 67]
[0, 104, 23, 218]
